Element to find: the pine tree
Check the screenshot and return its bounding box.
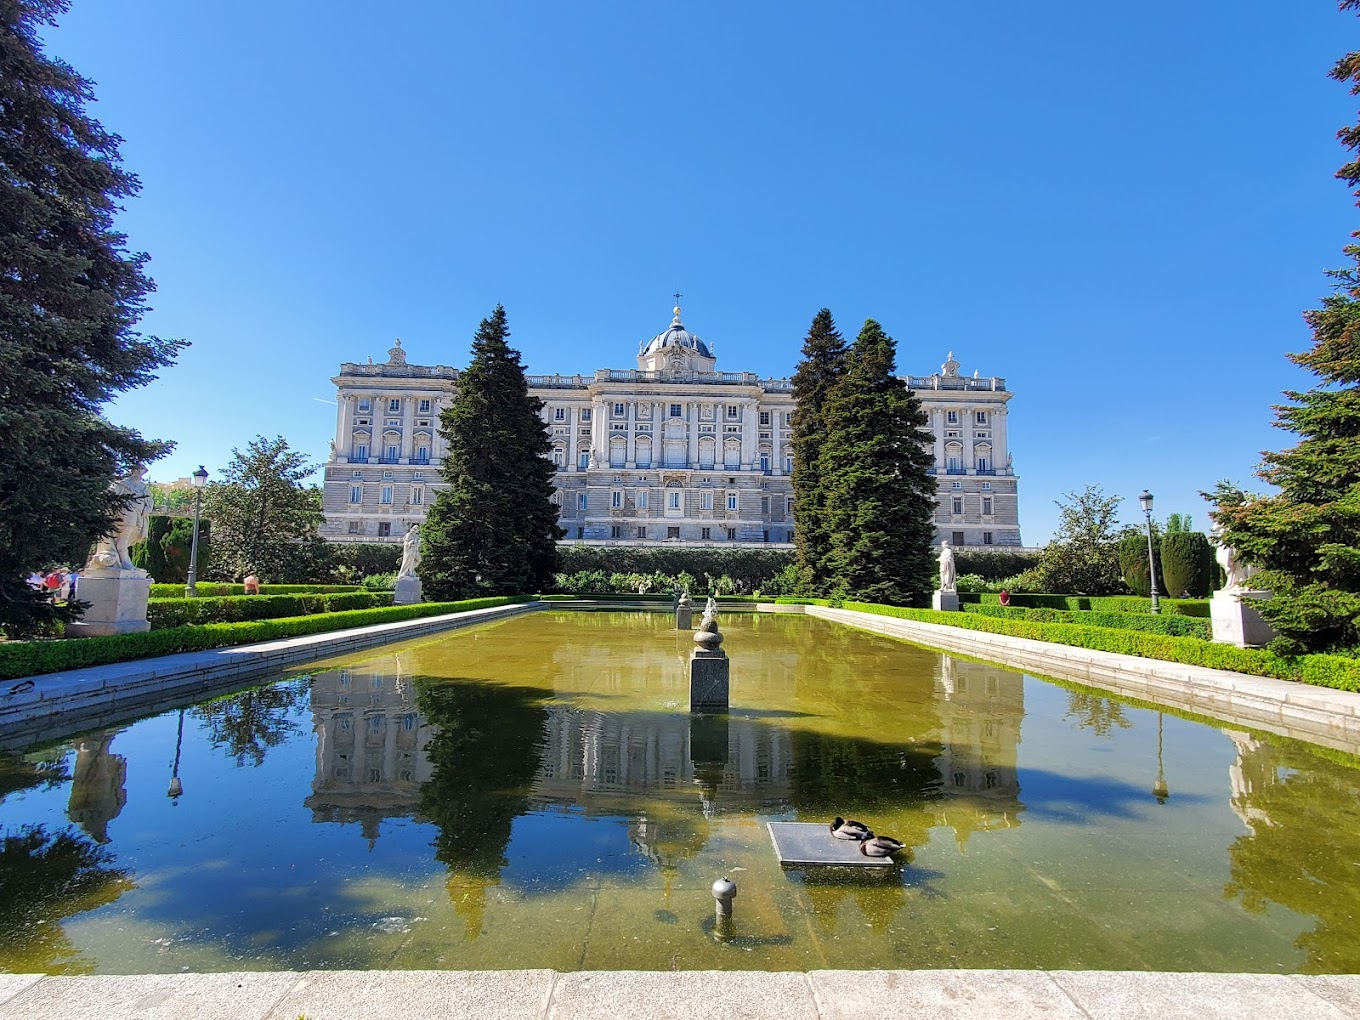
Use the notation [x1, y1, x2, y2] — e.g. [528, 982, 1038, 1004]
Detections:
[818, 320, 937, 605]
[1210, 3, 1360, 654]
[421, 306, 562, 599]
[0, 1, 184, 636]
[789, 309, 847, 594]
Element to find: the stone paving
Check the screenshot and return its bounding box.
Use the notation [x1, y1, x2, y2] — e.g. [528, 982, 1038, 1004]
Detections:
[1, 970, 1359, 1019]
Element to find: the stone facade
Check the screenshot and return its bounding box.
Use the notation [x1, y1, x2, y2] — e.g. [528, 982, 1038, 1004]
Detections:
[320, 307, 1022, 547]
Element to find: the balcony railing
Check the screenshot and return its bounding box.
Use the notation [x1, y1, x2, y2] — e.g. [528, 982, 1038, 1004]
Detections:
[946, 467, 967, 475]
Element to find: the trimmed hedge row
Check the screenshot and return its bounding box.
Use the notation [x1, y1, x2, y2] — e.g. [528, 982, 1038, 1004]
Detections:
[959, 603, 1211, 639]
[147, 592, 384, 629]
[1, 597, 528, 682]
[538, 593, 755, 603]
[148, 583, 363, 599]
[958, 592, 1211, 619]
[828, 600, 1360, 693]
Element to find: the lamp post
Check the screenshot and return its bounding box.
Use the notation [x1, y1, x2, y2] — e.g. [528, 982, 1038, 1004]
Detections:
[185, 465, 209, 598]
[1139, 489, 1160, 615]
[167, 707, 185, 800]
[1152, 711, 1169, 804]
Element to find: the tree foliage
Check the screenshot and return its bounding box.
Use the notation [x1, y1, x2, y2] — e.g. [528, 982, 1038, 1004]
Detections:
[420, 306, 562, 599]
[1209, 5, 1360, 654]
[790, 308, 847, 595]
[201, 436, 322, 582]
[818, 319, 937, 605]
[1118, 531, 1155, 598]
[1160, 531, 1212, 598]
[0, 0, 184, 636]
[129, 514, 210, 583]
[1030, 486, 1126, 595]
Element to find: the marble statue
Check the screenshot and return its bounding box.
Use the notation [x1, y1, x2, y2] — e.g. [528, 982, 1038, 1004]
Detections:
[398, 524, 422, 578]
[1211, 524, 1257, 592]
[704, 595, 717, 622]
[86, 467, 151, 572]
[938, 540, 957, 593]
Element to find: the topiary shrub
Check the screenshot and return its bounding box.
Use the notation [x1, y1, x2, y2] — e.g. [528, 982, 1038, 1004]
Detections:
[1118, 532, 1156, 597]
[1160, 532, 1212, 598]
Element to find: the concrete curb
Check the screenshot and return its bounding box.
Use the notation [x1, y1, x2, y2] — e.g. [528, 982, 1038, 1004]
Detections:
[0, 602, 541, 749]
[805, 605, 1360, 753]
[2, 969, 1359, 1020]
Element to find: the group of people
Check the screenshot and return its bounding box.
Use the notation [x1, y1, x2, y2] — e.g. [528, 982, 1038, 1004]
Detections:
[27, 568, 79, 602]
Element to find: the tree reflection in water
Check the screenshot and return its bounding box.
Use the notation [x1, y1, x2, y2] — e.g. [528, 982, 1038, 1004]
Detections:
[193, 678, 310, 767]
[1223, 731, 1360, 972]
[0, 824, 133, 973]
[1063, 690, 1133, 737]
[416, 677, 548, 936]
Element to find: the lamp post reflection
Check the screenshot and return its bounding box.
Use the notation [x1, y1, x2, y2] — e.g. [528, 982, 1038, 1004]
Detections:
[167, 708, 184, 801]
[1152, 711, 1169, 804]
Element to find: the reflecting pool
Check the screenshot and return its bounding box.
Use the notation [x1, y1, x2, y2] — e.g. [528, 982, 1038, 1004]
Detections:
[1, 610, 1359, 974]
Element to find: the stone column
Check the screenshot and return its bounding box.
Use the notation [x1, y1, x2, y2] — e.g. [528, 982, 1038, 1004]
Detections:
[687, 402, 698, 467]
[335, 395, 353, 461]
[740, 401, 756, 469]
[590, 398, 604, 467]
[994, 405, 1009, 474]
[932, 410, 946, 472]
[626, 400, 636, 468]
[400, 398, 415, 462]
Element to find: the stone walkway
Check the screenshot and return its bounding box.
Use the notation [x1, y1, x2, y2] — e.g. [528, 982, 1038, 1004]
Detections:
[1, 969, 1359, 1019]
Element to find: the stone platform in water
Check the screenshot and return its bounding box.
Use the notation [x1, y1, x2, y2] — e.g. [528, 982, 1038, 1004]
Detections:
[767, 822, 897, 868]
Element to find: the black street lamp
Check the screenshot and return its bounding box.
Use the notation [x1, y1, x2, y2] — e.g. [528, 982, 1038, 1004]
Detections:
[1139, 489, 1161, 615]
[185, 465, 209, 598]
[167, 707, 185, 800]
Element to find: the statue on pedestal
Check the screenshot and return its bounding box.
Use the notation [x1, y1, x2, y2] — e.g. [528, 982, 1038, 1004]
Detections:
[85, 467, 151, 573]
[1211, 524, 1257, 592]
[399, 524, 422, 578]
[938, 540, 957, 593]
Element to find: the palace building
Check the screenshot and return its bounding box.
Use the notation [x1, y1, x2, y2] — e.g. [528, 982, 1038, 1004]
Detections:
[319, 305, 1021, 548]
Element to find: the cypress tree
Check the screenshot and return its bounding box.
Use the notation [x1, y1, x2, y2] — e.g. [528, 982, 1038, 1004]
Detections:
[1159, 532, 1211, 598]
[818, 320, 937, 605]
[0, 1, 184, 636]
[421, 305, 562, 599]
[1118, 532, 1154, 598]
[1210, 2, 1360, 653]
[790, 309, 846, 594]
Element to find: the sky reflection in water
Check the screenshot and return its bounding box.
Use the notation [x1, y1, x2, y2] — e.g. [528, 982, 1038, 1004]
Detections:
[0, 610, 1358, 974]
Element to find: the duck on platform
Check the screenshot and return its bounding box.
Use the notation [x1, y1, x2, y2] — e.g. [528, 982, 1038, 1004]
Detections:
[829, 817, 873, 841]
[859, 835, 905, 857]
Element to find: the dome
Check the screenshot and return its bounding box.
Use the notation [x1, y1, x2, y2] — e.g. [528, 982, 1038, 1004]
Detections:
[641, 306, 713, 359]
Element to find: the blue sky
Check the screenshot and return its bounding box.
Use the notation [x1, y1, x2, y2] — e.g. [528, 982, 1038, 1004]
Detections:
[43, 2, 1354, 542]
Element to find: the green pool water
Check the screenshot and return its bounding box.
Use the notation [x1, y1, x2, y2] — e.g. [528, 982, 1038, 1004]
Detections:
[1, 610, 1358, 974]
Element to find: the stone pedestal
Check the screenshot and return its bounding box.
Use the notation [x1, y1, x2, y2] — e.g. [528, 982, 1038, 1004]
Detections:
[932, 590, 960, 612]
[676, 606, 693, 629]
[393, 575, 423, 605]
[67, 570, 151, 637]
[690, 650, 730, 713]
[1211, 589, 1276, 648]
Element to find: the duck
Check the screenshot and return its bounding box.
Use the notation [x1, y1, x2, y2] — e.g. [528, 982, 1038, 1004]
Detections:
[829, 817, 873, 841]
[859, 835, 905, 857]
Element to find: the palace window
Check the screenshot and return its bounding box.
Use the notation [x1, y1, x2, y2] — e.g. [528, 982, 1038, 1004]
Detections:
[350, 485, 362, 504]
[951, 481, 962, 490]
[580, 409, 591, 422]
[760, 496, 769, 515]
[976, 411, 988, 425]
[759, 452, 770, 473]
[637, 490, 649, 509]
[784, 455, 792, 473]
[726, 405, 739, 419]
[951, 531, 964, 545]
[636, 526, 647, 539]
[981, 481, 991, 490]
[759, 411, 770, 426]
[952, 496, 963, 514]
[702, 527, 711, 540]
[381, 486, 393, 505]
[610, 525, 621, 538]
[982, 496, 993, 515]
[668, 490, 681, 510]
[983, 531, 994, 545]
[613, 402, 625, 417]
[415, 444, 429, 463]
[668, 526, 680, 539]
[411, 487, 423, 505]
[418, 398, 431, 414]
[701, 491, 713, 511]
[726, 527, 736, 540]
[611, 490, 622, 509]
[357, 398, 371, 413]
[946, 411, 959, 425]
[353, 443, 369, 461]
[388, 398, 401, 413]
[384, 444, 399, 462]
[577, 492, 588, 510]
[670, 404, 682, 418]
[347, 520, 362, 534]
[554, 407, 566, 421]
[579, 451, 589, 469]
[727, 493, 738, 511]
[786, 496, 794, 515]
[351, 470, 362, 479]
[378, 522, 391, 537]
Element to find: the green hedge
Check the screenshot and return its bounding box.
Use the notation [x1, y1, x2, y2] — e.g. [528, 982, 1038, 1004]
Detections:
[958, 592, 1210, 618]
[148, 583, 363, 599]
[2, 597, 529, 682]
[830, 601, 1360, 693]
[146, 592, 384, 629]
[959, 602, 1210, 639]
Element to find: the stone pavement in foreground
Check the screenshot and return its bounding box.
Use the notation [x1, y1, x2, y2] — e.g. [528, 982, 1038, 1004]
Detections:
[1, 969, 1359, 1019]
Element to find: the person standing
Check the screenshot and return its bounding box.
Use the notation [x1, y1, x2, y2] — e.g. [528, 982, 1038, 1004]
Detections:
[242, 573, 260, 595]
